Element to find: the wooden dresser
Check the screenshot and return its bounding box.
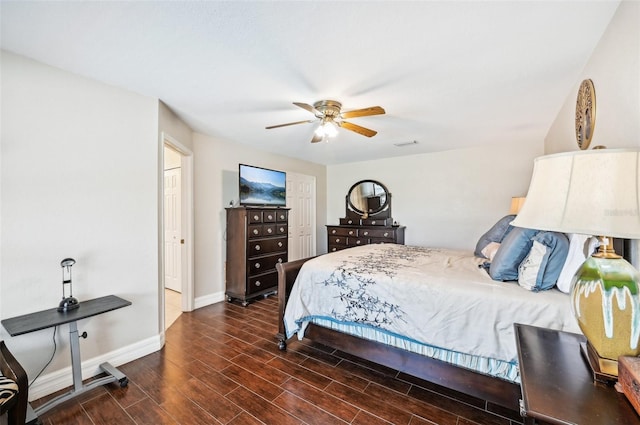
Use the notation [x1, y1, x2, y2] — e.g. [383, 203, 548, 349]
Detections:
[327, 222, 405, 252]
[328, 179, 406, 252]
[225, 207, 289, 306]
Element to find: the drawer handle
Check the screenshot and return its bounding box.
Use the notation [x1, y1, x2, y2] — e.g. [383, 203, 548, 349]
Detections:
[255, 245, 261, 251]
[356, 240, 361, 245]
[336, 238, 341, 243]
[254, 263, 261, 269]
[267, 214, 273, 220]
[278, 258, 283, 263]
[254, 215, 260, 220]
[279, 227, 285, 232]
[363, 232, 369, 236]
[279, 214, 285, 220]
[348, 220, 353, 224]
[278, 242, 283, 247]
[267, 228, 273, 234]
[384, 232, 389, 237]
[331, 247, 337, 252]
[255, 280, 261, 287]
[332, 229, 337, 234]
[371, 220, 376, 224]
[349, 231, 354, 235]
[253, 229, 259, 235]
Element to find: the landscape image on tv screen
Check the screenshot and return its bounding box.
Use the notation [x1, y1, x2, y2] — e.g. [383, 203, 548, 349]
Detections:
[239, 164, 286, 206]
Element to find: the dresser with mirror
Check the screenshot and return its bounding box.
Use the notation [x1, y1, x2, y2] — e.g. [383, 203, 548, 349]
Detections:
[327, 180, 405, 252]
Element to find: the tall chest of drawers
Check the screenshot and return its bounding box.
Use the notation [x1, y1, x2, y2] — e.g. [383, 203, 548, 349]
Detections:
[226, 207, 289, 306]
[326, 223, 405, 252]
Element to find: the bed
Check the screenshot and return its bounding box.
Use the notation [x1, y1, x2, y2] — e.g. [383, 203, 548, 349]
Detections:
[276, 243, 581, 412]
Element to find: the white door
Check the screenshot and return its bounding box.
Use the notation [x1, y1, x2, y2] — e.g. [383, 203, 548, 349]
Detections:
[164, 167, 182, 292]
[287, 172, 316, 261]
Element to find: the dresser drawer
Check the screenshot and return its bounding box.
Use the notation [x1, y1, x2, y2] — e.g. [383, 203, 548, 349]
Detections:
[248, 237, 287, 256]
[347, 238, 367, 247]
[328, 226, 356, 237]
[263, 210, 277, 223]
[248, 224, 263, 238]
[248, 211, 263, 223]
[328, 235, 348, 246]
[362, 218, 390, 226]
[360, 228, 395, 239]
[248, 271, 278, 294]
[248, 252, 287, 276]
[328, 245, 348, 253]
[340, 218, 361, 226]
[276, 210, 288, 222]
[263, 224, 277, 236]
[369, 237, 395, 244]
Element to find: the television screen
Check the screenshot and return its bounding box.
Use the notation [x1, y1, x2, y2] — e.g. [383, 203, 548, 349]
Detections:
[239, 164, 287, 207]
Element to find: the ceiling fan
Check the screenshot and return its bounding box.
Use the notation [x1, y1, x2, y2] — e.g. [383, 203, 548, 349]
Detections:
[266, 100, 385, 143]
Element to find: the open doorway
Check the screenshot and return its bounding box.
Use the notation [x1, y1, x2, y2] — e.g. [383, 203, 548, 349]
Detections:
[162, 133, 194, 331]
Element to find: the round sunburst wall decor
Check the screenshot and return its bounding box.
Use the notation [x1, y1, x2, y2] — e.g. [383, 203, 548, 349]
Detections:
[575, 79, 596, 150]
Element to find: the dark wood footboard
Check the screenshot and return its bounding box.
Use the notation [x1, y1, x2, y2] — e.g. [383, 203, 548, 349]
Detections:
[275, 257, 314, 349]
[275, 257, 522, 412]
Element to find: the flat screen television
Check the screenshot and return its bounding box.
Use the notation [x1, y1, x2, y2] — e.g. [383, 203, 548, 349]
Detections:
[239, 164, 287, 207]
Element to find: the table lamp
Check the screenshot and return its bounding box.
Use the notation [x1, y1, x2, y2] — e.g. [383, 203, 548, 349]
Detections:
[511, 149, 640, 380]
[58, 257, 79, 312]
[509, 196, 527, 215]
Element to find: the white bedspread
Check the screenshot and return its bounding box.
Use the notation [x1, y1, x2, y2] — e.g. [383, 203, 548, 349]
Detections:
[284, 244, 581, 367]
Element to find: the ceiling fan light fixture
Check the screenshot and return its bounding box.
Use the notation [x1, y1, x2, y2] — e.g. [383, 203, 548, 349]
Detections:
[315, 119, 338, 138]
[267, 100, 385, 143]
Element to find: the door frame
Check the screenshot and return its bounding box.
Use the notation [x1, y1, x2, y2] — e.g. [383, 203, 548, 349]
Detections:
[161, 133, 195, 320]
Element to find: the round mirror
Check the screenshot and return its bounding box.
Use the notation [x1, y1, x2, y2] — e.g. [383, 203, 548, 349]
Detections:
[347, 180, 390, 216]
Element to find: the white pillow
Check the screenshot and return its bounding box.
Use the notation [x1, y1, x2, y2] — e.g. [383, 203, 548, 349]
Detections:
[556, 234, 599, 293]
[518, 240, 547, 291]
[481, 242, 501, 261]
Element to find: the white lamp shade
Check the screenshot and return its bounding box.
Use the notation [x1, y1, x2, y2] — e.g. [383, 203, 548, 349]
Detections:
[511, 149, 640, 239]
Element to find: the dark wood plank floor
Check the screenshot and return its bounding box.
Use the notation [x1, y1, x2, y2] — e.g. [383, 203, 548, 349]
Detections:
[33, 296, 524, 424]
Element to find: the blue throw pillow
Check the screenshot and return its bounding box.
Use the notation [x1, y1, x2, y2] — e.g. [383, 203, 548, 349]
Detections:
[518, 232, 570, 291]
[489, 227, 539, 281]
[474, 215, 517, 258]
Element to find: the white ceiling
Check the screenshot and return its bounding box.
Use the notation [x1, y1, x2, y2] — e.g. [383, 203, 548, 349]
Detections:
[0, 1, 620, 165]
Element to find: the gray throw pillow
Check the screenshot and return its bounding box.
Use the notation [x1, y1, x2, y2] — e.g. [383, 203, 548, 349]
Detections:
[474, 215, 516, 258]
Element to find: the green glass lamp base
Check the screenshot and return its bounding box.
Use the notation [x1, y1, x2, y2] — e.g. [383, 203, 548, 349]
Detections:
[570, 255, 640, 378]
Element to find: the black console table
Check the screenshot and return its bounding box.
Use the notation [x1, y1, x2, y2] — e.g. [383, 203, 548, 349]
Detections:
[1, 295, 131, 420]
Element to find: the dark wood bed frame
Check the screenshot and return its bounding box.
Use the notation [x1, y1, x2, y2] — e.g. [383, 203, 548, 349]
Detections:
[0, 340, 28, 425]
[276, 258, 522, 412]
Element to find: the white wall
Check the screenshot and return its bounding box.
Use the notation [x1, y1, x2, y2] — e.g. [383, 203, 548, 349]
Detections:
[1, 51, 161, 399]
[192, 133, 327, 305]
[545, 1, 639, 153]
[159, 101, 193, 152]
[544, 1, 640, 266]
[328, 141, 542, 251]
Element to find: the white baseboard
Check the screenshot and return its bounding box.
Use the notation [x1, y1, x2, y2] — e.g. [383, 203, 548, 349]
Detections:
[28, 334, 162, 401]
[194, 291, 225, 309]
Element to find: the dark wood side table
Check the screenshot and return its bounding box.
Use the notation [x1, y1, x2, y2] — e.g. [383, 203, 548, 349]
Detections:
[515, 323, 639, 425]
[1, 295, 131, 422]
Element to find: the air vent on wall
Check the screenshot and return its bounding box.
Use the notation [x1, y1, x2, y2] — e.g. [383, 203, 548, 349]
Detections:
[393, 140, 419, 147]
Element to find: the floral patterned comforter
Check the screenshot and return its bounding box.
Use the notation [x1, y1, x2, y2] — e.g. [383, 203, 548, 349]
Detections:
[283, 244, 579, 365]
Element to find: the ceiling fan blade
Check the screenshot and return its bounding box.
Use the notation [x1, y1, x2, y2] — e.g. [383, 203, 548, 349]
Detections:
[265, 119, 315, 129]
[340, 106, 385, 119]
[339, 121, 378, 137]
[311, 132, 324, 143]
[293, 102, 321, 116]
